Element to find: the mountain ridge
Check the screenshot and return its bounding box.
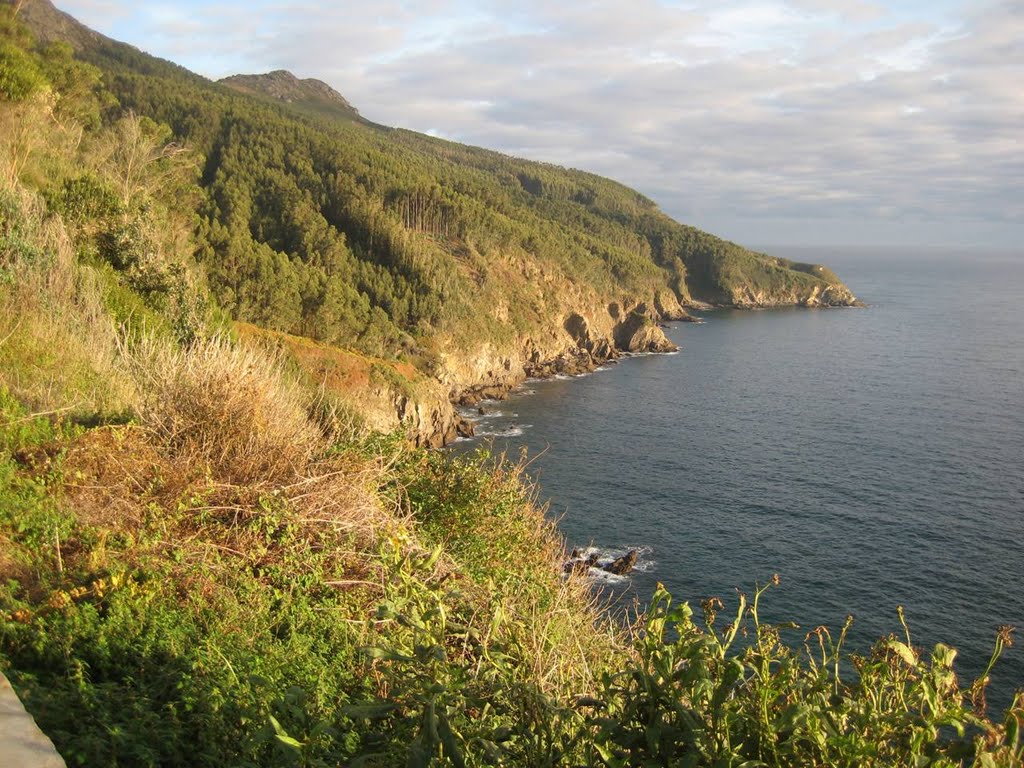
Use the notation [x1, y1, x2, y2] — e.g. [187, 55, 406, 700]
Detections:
[219, 69, 361, 120]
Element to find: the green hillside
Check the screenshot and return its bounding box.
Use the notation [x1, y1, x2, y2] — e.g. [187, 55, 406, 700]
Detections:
[20, 0, 856, 373]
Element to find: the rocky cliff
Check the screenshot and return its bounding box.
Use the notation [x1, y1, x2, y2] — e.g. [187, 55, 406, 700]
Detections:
[437, 296, 680, 408]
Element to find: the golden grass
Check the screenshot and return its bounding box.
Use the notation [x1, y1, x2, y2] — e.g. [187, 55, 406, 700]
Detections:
[123, 335, 324, 486]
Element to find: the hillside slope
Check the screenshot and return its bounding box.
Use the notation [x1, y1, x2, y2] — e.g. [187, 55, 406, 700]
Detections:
[219, 69, 361, 121]
[14, 0, 859, 443]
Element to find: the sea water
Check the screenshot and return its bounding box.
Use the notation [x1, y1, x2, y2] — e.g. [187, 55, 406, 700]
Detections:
[458, 247, 1024, 709]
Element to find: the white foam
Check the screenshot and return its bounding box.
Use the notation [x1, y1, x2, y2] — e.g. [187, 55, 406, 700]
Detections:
[476, 410, 510, 420]
[475, 424, 531, 438]
[587, 568, 628, 584]
[461, 409, 509, 421]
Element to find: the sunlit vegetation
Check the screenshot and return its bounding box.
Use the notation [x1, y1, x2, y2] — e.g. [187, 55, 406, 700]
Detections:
[1, 5, 1018, 766]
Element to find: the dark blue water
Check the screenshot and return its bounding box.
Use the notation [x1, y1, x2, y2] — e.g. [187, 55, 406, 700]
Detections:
[461, 247, 1024, 709]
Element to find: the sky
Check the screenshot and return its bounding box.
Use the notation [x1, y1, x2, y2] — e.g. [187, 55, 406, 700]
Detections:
[54, 0, 1023, 249]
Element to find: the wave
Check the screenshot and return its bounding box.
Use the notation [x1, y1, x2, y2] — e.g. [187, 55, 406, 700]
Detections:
[475, 424, 531, 438]
[586, 568, 628, 584]
[477, 410, 513, 420]
[458, 408, 512, 421]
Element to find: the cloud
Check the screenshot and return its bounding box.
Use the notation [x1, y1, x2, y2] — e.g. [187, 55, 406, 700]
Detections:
[56, 0, 1023, 246]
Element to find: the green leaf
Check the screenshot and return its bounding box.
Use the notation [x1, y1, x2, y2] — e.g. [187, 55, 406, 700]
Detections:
[425, 544, 443, 569]
[437, 713, 466, 768]
[268, 715, 303, 750]
[275, 733, 303, 750]
[1004, 706, 1020, 750]
[888, 640, 918, 668]
[342, 702, 400, 719]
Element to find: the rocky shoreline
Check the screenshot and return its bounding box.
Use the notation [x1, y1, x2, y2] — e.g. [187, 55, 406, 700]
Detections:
[437, 303, 689, 444]
[410, 285, 860, 448]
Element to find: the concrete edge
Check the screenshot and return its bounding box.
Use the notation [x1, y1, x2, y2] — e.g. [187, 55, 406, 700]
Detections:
[0, 672, 67, 768]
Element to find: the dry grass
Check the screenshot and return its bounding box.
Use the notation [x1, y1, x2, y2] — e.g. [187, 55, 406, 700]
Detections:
[439, 452, 629, 697]
[514, 528, 628, 697]
[58, 420, 394, 583]
[0, 181, 136, 419]
[124, 335, 325, 486]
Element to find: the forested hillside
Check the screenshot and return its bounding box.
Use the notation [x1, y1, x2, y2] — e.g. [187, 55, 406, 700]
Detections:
[17, 0, 857, 425]
[1, 3, 1021, 766]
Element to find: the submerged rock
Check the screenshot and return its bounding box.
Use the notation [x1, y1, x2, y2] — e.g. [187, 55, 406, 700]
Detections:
[604, 550, 638, 576]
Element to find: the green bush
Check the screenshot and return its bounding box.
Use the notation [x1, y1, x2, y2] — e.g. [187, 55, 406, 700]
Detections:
[0, 40, 48, 101]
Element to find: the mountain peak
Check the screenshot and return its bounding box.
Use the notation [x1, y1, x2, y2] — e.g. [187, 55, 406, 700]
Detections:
[218, 70, 359, 118]
[14, 0, 108, 49]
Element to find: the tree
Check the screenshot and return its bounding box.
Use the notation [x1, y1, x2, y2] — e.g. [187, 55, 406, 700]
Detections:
[97, 111, 189, 206]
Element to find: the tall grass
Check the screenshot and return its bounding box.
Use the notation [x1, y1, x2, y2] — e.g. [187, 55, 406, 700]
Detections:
[0, 181, 136, 420]
[123, 334, 324, 486]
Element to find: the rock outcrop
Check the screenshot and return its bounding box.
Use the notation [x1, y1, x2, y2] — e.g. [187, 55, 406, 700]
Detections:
[613, 311, 678, 354]
[219, 71, 360, 118]
[563, 548, 640, 577]
[605, 550, 639, 575]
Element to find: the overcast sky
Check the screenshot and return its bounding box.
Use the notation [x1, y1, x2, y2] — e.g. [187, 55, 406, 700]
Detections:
[55, 0, 1022, 249]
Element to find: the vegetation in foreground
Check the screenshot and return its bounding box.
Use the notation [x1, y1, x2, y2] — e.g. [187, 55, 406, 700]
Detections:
[1, 4, 1021, 766]
[1, 381, 1021, 766]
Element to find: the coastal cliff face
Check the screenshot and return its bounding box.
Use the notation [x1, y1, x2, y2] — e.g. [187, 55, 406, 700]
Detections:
[725, 281, 861, 308]
[435, 293, 680, 407]
[689, 252, 862, 309]
[277, 259, 861, 447]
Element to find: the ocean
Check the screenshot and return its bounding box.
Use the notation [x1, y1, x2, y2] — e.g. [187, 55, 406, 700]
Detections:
[457, 247, 1024, 710]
